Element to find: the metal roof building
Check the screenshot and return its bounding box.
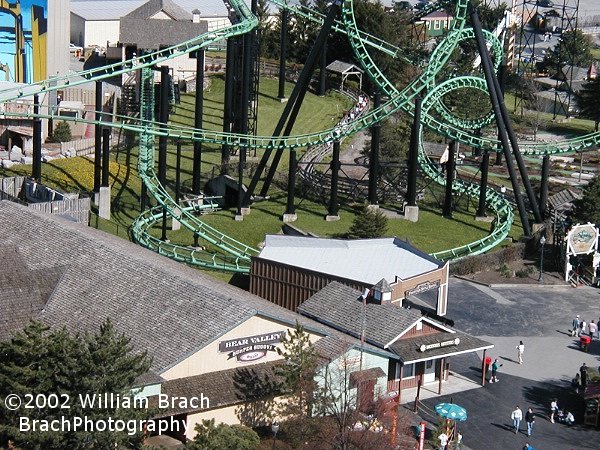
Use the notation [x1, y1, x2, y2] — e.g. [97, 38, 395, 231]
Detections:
[250, 235, 450, 316]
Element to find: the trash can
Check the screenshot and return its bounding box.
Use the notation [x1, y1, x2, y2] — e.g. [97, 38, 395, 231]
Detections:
[580, 335, 591, 352]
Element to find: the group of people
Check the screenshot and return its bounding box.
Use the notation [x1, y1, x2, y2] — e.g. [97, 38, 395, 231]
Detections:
[573, 362, 590, 393]
[510, 406, 536, 436]
[550, 398, 575, 425]
[571, 315, 598, 338]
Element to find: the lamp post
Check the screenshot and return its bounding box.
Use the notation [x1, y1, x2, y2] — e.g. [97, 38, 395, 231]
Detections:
[271, 422, 279, 450]
[538, 235, 546, 282]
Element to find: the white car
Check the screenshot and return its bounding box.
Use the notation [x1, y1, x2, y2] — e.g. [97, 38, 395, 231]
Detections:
[69, 43, 83, 54]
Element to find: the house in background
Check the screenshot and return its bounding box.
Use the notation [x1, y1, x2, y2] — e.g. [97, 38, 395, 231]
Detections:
[419, 10, 454, 37]
[250, 235, 450, 316]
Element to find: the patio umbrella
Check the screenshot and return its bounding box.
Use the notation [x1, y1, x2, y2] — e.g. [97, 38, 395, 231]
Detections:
[435, 403, 468, 421]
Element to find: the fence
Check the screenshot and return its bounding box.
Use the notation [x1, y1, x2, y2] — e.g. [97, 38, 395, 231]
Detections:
[59, 137, 97, 156]
[0, 176, 90, 224]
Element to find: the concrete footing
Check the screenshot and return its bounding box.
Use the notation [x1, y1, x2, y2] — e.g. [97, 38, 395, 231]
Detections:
[171, 207, 181, 231]
[240, 207, 251, 216]
[283, 213, 297, 223]
[98, 186, 111, 220]
[403, 205, 419, 222]
[325, 215, 340, 222]
[278, 97, 288, 103]
[366, 204, 379, 211]
[234, 214, 244, 221]
[475, 215, 495, 222]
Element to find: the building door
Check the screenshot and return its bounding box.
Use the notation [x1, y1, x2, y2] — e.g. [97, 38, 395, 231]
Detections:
[423, 359, 436, 384]
[357, 379, 376, 413]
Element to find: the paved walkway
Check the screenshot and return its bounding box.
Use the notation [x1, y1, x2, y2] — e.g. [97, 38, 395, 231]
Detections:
[409, 278, 600, 449]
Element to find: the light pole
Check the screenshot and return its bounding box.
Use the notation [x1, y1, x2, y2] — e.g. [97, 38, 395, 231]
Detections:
[538, 235, 546, 282]
[271, 422, 279, 450]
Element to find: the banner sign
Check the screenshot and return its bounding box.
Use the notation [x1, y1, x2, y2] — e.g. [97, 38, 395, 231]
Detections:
[405, 280, 440, 297]
[419, 337, 460, 353]
[218, 331, 285, 362]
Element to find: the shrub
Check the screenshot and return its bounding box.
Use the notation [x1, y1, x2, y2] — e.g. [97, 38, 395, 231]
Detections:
[47, 121, 72, 143]
[515, 266, 534, 278]
[348, 204, 388, 239]
[498, 264, 512, 278]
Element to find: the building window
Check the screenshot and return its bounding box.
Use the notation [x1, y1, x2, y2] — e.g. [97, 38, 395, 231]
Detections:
[402, 363, 415, 378]
[426, 360, 433, 370]
[416, 321, 423, 331]
[434, 20, 441, 30]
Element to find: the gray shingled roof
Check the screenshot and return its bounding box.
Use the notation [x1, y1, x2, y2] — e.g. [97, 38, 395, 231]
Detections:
[71, 0, 242, 21]
[326, 61, 363, 74]
[120, 2, 208, 49]
[298, 282, 423, 349]
[388, 332, 493, 364]
[0, 245, 67, 341]
[0, 201, 375, 378]
[258, 235, 444, 286]
[299, 281, 493, 361]
[124, 0, 191, 20]
[153, 360, 285, 416]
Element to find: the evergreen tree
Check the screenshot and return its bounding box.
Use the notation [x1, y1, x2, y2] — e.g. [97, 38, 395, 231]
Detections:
[186, 419, 260, 450]
[541, 29, 593, 76]
[48, 121, 72, 143]
[275, 322, 319, 418]
[348, 204, 388, 238]
[573, 175, 600, 225]
[0, 320, 152, 449]
[577, 76, 600, 131]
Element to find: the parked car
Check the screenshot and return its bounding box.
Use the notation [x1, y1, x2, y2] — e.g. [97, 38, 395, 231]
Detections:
[69, 43, 83, 54]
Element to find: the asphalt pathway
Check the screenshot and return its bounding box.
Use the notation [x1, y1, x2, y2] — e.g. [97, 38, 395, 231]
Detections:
[411, 279, 600, 449]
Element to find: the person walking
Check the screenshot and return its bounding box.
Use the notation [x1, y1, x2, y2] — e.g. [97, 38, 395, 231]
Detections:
[511, 405, 523, 434]
[516, 341, 525, 364]
[572, 315, 580, 337]
[490, 358, 502, 383]
[579, 318, 587, 337]
[523, 443, 534, 450]
[438, 431, 448, 450]
[550, 399, 558, 423]
[525, 407, 535, 436]
[589, 320, 597, 340]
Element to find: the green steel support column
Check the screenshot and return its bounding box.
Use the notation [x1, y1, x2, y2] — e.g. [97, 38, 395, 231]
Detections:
[222, 38, 236, 174]
[328, 140, 341, 216]
[285, 149, 297, 216]
[495, 64, 506, 166]
[540, 155, 550, 218]
[176, 140, 182, 204]
[192, 50, 204, 195]
[406, 96, 422, 207]
[278, 8, 288, 100]
[443, 141, 456, 218]
[101, 128, 110, 187]
[368, 92, 381, 205]
[476, 150, 490, 217]
[94, 80, 103, 193]
[32, 94, 41, 181]
[319, 37, 328, 96]
[159, 66, 170, 241]
[469, 3, 531, 236]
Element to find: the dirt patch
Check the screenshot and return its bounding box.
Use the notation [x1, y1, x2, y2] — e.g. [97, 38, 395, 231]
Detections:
[457, 259, 568, 286]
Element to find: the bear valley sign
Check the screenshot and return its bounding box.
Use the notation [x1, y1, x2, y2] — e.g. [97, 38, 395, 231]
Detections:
[218, 331, 285, 362]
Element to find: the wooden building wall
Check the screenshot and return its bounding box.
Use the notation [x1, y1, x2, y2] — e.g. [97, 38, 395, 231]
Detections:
[249, 257, 366, 311]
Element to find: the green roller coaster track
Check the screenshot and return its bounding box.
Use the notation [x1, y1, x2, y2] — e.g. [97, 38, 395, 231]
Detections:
[1, 0, 599, 272]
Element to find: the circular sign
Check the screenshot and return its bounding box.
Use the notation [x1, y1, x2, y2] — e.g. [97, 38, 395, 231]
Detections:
[238, 350, 267, 362]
